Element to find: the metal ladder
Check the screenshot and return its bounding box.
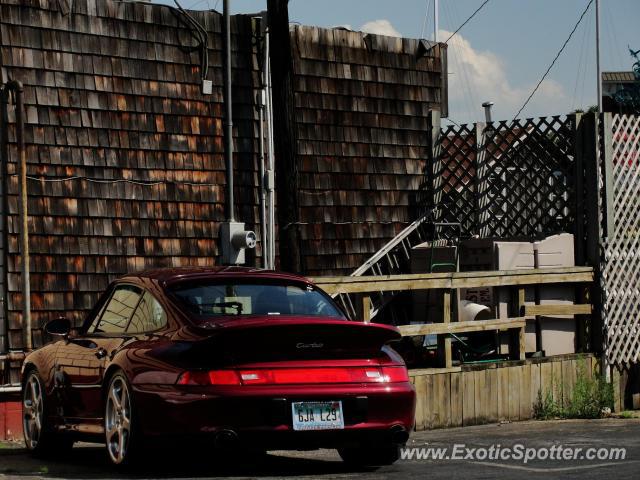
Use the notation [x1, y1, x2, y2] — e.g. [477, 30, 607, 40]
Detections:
[335, 214, 431, 322]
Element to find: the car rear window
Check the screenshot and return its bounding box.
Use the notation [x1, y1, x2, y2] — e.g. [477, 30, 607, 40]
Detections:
[169, 281, 345, 320]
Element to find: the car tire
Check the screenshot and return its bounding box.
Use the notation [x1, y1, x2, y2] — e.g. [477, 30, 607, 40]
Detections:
[22, 370, 74, 457]
[337, 445, 400, 466]
[104, 371, 140, 467]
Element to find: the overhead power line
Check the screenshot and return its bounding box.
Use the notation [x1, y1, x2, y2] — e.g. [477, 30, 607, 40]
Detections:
[441, 0, 491, 45]
[513, 0, 595, 121]
[420, 0, 432, 39]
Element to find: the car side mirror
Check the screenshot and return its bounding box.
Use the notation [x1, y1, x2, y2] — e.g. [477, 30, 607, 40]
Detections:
[45, 317, 71, 337]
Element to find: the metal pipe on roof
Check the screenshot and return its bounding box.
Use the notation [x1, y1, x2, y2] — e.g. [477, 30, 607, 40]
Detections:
[482, 101, 494, 123]
[223, 0, 235, 222]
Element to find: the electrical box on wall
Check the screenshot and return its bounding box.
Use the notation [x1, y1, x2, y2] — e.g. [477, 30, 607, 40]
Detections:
[220, 221, 257, 265]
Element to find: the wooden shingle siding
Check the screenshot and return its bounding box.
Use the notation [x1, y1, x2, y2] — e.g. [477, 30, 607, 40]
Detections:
[0, 0, 262, 349]
[0, 0, 447, 351]
[292, 26, 446, 276]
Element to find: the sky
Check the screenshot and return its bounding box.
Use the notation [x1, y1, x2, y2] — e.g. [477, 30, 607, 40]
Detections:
[155, 0, 640, 125]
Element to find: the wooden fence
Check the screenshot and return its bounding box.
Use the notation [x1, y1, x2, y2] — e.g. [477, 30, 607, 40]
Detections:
[312, 266, 595, 368]
[408, 353, 614, 430]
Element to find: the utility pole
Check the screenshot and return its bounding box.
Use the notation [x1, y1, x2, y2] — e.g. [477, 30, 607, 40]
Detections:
[267, 0, 302, 273]
[434, 0, 439, 42]
[595, 0, 602, 112]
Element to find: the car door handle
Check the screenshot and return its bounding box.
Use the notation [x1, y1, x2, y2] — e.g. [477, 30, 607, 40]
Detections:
[95, 348, 108, 359]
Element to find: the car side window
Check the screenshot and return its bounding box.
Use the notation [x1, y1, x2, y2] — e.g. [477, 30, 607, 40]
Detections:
[127, 292, 167, 334]
[92, 285, 142, 334]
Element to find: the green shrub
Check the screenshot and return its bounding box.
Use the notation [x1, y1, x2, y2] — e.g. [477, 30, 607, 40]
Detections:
[533, 360, 614, 420]
[533, 387, 563, 420]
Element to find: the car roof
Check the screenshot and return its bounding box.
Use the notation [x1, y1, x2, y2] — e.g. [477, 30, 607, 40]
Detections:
[119, 266, 313, 286]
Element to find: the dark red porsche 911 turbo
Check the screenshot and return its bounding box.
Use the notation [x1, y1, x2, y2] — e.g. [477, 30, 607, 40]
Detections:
[21, 267, 415, 467]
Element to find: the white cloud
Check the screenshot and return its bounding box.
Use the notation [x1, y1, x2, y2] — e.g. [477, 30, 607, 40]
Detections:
[441, 29, 569, 124]
[359, 19, 402, 38]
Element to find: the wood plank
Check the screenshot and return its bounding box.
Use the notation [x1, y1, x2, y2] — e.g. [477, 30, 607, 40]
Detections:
[400, 317, 526, 336]
[410, 367, 462, 376]
[424, 374, 435, 430]
[312, 266, 593, 285]
[497, 366, 509, 421]
[474, 370, 485, 424]
[562, 358, 576, 410]
[520, 363, 532, 420]
[442, 373, 452, 427]
[524, 304, 592, 316]
[508, 366, 520, 421]
[552, 360, 563, 406]
[432, 374, 448, 428]
[450, 371, 463, 427]
[540, 361, 554, 406]
[486, 367, 498, 423]
[462, 370, 475, 426]
[311, 267, 594, 295]
[452, 271, 594, 289]
[413, 374, 426, 431]
[530, 362, 541, 413]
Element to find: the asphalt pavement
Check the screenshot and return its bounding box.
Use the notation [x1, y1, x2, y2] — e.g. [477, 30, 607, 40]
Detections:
[1, 418, 638, 479]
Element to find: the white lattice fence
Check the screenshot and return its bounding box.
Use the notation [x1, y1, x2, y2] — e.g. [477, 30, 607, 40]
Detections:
[602, 114, 640, 366]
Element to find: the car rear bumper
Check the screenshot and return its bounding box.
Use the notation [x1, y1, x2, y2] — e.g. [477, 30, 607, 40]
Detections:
[133, 382, 416, 449]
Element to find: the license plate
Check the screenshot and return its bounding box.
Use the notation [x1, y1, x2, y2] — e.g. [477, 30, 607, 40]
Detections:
[291, 401, 344, 431]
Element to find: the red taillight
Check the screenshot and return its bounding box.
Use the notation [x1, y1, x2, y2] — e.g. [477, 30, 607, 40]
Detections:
[381, 366, 410, 383]
[177, 366, 409, 385]
[177, 370, 241, 385]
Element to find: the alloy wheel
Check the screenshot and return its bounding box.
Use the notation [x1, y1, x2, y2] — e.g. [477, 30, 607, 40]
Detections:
[23, 373, 44, 450]
[105, 375, 132, 464]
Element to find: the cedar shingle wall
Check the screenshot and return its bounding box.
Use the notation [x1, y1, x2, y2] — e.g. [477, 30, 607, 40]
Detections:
[292, 26, 446, 275]
[0, 0, 446, 352]
[0, 0, 261, 349]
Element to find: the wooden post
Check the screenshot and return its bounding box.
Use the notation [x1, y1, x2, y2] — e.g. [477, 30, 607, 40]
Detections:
[517, 287, 526, 360]
[509, 287, 526, 360]
[573, 113, 589, 353]
[580, 112, 604, 359]
[362, 296, 371, 323]
[438, 290, 452, 368]
[601, 112, 615, 240]
[267, 0, 302, 273]
[573, 113, 585, 265]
